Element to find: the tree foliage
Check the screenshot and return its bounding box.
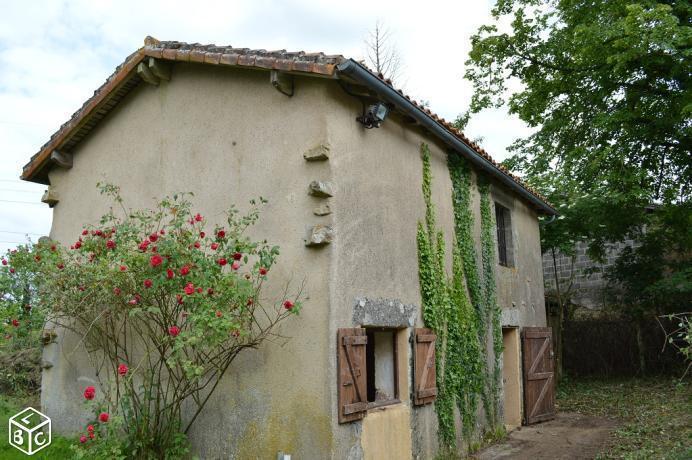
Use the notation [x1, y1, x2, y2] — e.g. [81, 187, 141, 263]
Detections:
[465, 0, 690, 315]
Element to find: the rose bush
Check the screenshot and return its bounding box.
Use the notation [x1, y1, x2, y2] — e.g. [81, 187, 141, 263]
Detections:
[1, 184, 302, 458]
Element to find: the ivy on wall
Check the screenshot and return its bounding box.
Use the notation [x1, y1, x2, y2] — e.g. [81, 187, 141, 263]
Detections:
[417, 143, 503, 453]
[479, 181, 503, 428]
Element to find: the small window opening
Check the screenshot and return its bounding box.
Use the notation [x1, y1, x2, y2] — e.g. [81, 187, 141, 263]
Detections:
[495, 203, 514, 267]
[365, 328, 399, 408]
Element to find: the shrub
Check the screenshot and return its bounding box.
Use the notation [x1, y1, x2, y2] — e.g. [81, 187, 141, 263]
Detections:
[1, 184, 302, 458]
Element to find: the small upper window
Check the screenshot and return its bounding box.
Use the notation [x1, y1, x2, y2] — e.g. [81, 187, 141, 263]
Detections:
[365, 328, 399, 408]
[495, 203, 514, 267]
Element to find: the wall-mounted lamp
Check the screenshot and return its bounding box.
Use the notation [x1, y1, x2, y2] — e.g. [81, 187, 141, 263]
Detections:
[357, 102, 390, 129]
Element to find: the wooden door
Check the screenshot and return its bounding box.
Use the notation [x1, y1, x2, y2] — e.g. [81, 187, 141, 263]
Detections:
[522, 327, 556, 424]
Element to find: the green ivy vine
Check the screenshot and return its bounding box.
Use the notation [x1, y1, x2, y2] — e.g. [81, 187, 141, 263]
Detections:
[479, 181, 503, 428]
[417, 143, 504, 453]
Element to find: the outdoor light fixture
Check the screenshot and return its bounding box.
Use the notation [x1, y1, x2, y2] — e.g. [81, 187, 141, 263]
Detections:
[357, 101, 390, 129]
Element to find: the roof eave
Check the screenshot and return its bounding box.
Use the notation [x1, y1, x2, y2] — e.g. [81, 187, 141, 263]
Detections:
[336, 59, 558, 216]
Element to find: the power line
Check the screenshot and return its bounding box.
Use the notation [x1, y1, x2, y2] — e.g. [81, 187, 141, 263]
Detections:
[0, 200, 44, 205]
[0, 230, 43, 235]
[0, 189, 43, 194]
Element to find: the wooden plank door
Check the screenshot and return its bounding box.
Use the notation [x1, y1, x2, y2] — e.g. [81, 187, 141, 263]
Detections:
[522, 327, 556, 424]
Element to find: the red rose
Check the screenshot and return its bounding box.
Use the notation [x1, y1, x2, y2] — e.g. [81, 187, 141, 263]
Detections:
[95, 230, 103, 237]
[74, 241, 81, 249]
[259, 267, 268, 276]
[233, 252, 242, 261]
[194, 213, 203, 222]
[149, 233, 158, 242]
[150, 254, 163, 267]
[113, 287, 121, 296]
[84, 386, 96, 400]
[215, 310, 222, 318]
[159, 229, 165, 235]
[87, 425, 95, 433]
[120, 265, 127, 272]
[128, 298, 138, 305]
[199, 232, 206, 238]
[89, 432, 95, 439]
[139, 240, 150, 251]
[80, 435, 87, 444]
[168, 325, 180, 337]
[217, 258, 227, 266]
[9, 268, 15, 274]
[99, 412, 109, 423]
[216, 230, 226, 239]
[118, 364, 128, 376]
[283, 300, 294, 310]
[82, 229, 88, 236]
[180, 265, 190, 276]
[144, 279, 153, 288]
[176, 294, 184, 305]
[207, 288, 214, 296]
[184, 283, 195, 295]
[166, 269, 174, 279]
[106, 240, 116, 249]
[151, 245, 157, 253]
[1, 259, 7, 265]
[231, 260, 240, 270]
[196, 287, 203, 293]
[194, 241, 201, 249]
[57, 263, 64, 269]
[211, 243, 219, 250]
[11, 319, 19, 327]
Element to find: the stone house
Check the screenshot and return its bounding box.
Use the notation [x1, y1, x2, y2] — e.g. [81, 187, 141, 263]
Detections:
[21, 37, 558, 459]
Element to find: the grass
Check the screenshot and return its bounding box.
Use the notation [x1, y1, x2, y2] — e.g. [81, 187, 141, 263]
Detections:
[558, 377, 692, 460]
[0, 394, 75, 459]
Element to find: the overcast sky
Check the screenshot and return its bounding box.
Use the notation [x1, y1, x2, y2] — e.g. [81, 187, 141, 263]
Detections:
[0, 0, 529, 253]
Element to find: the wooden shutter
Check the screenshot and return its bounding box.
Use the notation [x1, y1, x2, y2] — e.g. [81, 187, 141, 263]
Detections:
[413, 328, 437, 406]
[522, 327, 556, 424]
[337, 328, 368, 423]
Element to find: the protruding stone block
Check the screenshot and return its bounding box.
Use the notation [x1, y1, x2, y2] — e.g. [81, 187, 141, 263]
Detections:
[304, 225, 334, 247]
[308, 181, 333, 198]
[313, 204, 332, 216]
[41, 187, 59, 208]
[303, 144, 330, 161]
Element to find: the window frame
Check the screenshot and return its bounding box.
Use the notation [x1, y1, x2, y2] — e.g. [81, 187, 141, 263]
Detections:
[495, 202, 514, 268]
[364, 327, 401, 409]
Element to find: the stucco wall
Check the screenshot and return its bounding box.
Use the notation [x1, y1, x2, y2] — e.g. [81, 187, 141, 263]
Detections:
[39, 60, 547, 459]
[43, 63, 336, 459]
[323, 80, 547, 457]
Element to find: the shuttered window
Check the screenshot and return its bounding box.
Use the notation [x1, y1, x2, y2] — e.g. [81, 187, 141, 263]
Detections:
[413, 328, 437, 406]
[337, 328, 368, 423]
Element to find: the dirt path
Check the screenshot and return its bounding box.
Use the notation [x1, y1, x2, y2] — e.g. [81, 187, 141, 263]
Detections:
[475, 412, 618, 460]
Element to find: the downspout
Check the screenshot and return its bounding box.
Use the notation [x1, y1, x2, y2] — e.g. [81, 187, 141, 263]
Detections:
[335, 59, 558, 216]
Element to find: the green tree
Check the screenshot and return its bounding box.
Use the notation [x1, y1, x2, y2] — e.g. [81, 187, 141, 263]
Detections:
[464, 0, 691, 374]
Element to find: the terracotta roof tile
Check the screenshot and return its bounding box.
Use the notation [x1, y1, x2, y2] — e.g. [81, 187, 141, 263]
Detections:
[21, 36, 552, 210]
